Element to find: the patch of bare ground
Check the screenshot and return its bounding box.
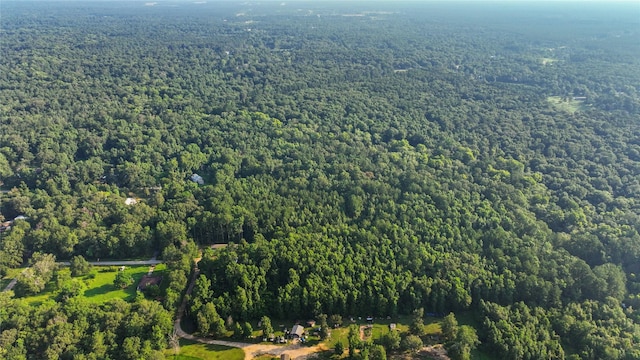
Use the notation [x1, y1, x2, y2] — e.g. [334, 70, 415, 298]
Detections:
[389, 345, 450, 360]
[247, 343, 325, 360]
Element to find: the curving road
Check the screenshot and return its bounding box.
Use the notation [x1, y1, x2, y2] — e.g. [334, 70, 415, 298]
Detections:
[173, 266, 322, 360]
[3, 256, 321, 359]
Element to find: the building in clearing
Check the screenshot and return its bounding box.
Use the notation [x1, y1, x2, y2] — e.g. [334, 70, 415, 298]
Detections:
[137, 275, 163, 291]
[290, 324, 304, 339]
[307, 320, 316, 327]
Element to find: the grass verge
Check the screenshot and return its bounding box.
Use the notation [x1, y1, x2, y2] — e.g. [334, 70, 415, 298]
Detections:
[164, 339, 244, 360]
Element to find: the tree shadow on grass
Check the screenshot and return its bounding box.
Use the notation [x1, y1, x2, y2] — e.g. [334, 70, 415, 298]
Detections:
[83, 283, 116, 298]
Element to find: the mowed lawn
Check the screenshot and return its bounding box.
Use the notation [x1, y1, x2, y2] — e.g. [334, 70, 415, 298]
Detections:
[324, 316, 415, 350]
[164, 339, 244, 360]
[22, 264, 166, 306]
[83, 264, 166, 303]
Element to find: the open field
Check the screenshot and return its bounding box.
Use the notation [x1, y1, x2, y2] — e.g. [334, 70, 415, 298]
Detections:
[324, 316, 415, 350]
[84, 263, 166, 303]
[165, 339, 244, 360]
[540, 57, 559, 65]
[18, 264, 166, 306]
[547, 96, 586, 113]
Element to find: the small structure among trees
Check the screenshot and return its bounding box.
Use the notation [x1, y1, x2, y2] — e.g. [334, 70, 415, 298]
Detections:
[137, 275, 163, 292]
[290, 324, 304, 339]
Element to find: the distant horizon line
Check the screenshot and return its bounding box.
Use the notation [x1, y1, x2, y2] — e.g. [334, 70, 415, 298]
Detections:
[3, 0, 640, 2]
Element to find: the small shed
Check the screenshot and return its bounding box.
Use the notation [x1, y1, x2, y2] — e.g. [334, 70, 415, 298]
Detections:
[291, 324, 304, 338]
[307, 320, 316, 327]
[137, 275, 163, 291]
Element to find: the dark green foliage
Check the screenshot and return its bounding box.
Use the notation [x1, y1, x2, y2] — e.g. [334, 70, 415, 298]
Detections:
[410, 308, 426, 336]
[400, 334, 423, 353]
[241, 322, 253, 339]
[441, 313, 458, 343]
[318, 313, 330, 340]
[330, 314, 343, 328]
[69, 255, 91, 277]
[0, 293, 172, 360]
[1, 1, 640, 359]
[369, 344, 387, 360]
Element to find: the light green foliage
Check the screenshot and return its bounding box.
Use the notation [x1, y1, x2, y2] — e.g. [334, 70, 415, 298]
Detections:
[114, 271, 134, 289]
[260, 316, 274, 338]
[448, 325, 479, 360]
[165, 339, 244, 360]
[348, 324, 361, 357]
[0, 219, 28, 273]
[15, 253, 57, 296]
[1, 292, 173, 360]
[379, 328, 401, 351]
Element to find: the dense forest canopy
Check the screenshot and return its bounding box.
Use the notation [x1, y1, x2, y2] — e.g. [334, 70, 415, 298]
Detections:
[1, 1, 640, 359]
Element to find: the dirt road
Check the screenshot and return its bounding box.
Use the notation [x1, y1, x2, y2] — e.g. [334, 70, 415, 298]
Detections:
[173, 264, 322, 359]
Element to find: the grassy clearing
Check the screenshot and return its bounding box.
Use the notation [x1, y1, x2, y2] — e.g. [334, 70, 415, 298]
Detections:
[83, 264, 166, 303]
[547, 96, 586, 113]
[324, 316, 416, 350]
[165, 339, 244, 360]
[18, 264, 165, 306]
[322, 314, 493, 360]
[540, 57, 559, 65]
